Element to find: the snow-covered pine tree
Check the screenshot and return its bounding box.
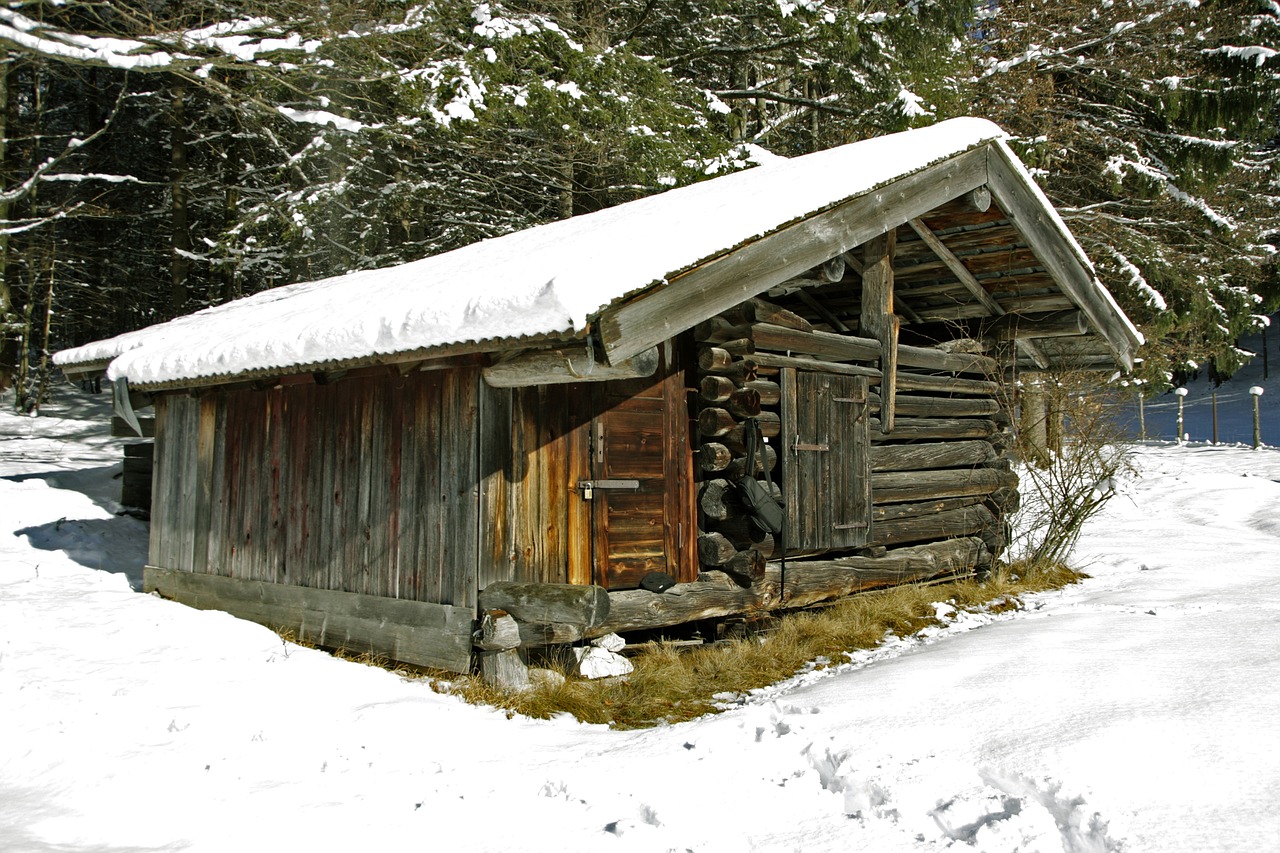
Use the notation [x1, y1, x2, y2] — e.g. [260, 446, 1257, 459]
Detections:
[972, 0, 1280, 384]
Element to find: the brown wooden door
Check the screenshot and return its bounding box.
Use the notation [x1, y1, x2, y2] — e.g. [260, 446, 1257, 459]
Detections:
[781, 369, 872, 552]
[584, 343, 691, 590]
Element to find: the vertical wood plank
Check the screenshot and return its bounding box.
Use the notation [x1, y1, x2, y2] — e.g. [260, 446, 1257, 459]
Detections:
[191, 395, 217, 573]
[148, 395, 170, 569]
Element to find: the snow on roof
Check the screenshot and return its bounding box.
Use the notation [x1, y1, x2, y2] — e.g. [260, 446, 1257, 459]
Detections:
[58, 117, 1007, 387]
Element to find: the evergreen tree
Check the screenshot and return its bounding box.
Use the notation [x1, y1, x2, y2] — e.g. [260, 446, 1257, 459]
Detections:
[972, 0, 1280, 384]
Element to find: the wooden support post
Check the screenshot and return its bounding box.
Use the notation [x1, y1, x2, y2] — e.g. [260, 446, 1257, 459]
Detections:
[862, 229, 897, 431]
[1020, 380, 1050, 464]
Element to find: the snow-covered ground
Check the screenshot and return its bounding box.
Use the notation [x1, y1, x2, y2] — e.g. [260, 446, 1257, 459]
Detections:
[3, 384, 1279, 852]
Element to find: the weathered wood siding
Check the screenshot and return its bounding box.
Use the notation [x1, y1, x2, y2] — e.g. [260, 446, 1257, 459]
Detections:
[151, 369, 483, 608]
[478, 383, 592, 589]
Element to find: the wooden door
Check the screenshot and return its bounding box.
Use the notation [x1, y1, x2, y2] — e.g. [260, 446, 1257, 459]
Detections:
[781, 369, 871, 552]
[584, 344, 691, 590]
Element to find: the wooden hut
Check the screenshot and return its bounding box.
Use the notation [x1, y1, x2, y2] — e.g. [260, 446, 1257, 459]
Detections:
[55, 118, 1142, 678]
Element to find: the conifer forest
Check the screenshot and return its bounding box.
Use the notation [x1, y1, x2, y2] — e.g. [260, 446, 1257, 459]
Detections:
[0, 0, 1276, 408]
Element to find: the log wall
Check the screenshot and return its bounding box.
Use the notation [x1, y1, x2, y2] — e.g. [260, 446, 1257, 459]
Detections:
[690, 294, 1015, 579]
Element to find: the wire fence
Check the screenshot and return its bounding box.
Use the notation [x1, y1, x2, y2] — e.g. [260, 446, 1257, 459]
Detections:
[1115, 386, 1273, 448]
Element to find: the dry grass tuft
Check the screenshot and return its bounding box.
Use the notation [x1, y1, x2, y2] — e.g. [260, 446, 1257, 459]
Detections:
[443, 560, 1086, 729]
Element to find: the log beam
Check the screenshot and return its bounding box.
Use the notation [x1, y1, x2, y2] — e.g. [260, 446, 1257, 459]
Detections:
[482, 345, 658, 387]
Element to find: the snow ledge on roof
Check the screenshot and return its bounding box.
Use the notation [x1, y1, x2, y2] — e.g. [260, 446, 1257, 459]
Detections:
[59, 117, 1009, 387]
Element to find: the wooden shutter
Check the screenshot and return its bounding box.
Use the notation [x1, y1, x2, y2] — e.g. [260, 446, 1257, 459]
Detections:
[781, 369, 871, 552]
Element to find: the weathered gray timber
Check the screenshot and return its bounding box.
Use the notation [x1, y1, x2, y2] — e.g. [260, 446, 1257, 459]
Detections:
[895, 371, 999, 396]
[750, 352, 882, 380]
[871, 417, 998, 442]
[750, 322, 882, 363]
[145, 566, 473, 671]
[477, 582, 610, 627]
[871, 468, 1018, 503]
[780, 370, 871, 552]
[896, 344, 999, 375]
[985, 310, 1089, 342]
[870, 440, 997, 472]
[872, 393, 1001, 418]
[868, 503, 998, 548]
[873, 496, 984, 522]
[861, 229, 898, 430]
[482, 345, 658, 387]
[985, 141, 1139, 370]
[586, 538, 990, 637]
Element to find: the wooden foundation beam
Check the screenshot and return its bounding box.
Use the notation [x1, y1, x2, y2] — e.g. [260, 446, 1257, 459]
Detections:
[583, 538, 990, 637]
[145, 567, 474, 673]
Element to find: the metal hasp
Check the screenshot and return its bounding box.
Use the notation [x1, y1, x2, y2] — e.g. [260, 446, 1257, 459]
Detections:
[576, 479, 641, 501]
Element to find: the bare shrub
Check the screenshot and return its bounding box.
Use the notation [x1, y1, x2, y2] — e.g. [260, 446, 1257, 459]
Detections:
[1007, 369, 1134, 568]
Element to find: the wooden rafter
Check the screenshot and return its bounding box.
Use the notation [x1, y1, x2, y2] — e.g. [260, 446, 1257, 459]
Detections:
[907, 217, 1050, 370]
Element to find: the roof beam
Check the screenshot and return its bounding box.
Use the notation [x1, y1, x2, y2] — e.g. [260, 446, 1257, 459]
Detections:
[596, 147, 989, 365]
[985, 141, 1141, 371]
[907, 216, 1049, 369]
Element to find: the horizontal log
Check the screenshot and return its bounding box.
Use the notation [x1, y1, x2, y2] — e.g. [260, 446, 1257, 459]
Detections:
[478, 581, 610, 628]
[483, 345, 658, 387]
[871, 418, 998, 442]
[873, 496, 985, 523]
[871, 467, 1018, 504]
[123, 442, 155, 459]
[699, 478, 739, 522]
[870, 440, 997, 473]
[895, 371, 999, 396]
[869, 503, 998, 548]
[870, 393, 1001, 418]
[723, 549, 767, 586]
[987, 486, 1020, 514]
[699, 346, 733, 372]
[896, 344, 999, 375]
[699, 407, 738, 437]
[700, 375, 738, 403]
[721, 412, 781, 453]
[985, 309, 1089, 342]
[590, 538, 990, 635]
[750, 322, 881, 363]
[749, 352, 882, 381]
[517, 621, 586, 647]
[724, 443, 777, 479]
[710, 517, 777, 556]
[725, 387, 763, 419]
[722, 297, 813, 332]
[698, 442, 734, 472]
[744, 379, 781, 406]
[694, 317, 753, 344]
[698, 531, 737, 566]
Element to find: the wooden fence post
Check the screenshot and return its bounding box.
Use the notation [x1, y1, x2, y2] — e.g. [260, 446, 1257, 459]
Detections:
[1175, 387, 1187, 443]
[1251, 386, 1264, 449]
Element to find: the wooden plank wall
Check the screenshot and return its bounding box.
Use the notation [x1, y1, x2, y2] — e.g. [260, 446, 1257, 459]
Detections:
[477, 383, 590, 590]
[151, 369, 486, 609]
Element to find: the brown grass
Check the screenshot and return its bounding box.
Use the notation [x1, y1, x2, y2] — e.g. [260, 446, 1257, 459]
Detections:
[441, 559, 1086, 729]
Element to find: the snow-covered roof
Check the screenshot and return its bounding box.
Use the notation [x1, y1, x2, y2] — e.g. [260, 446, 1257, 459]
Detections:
[56, 118, 1011, 386]
[57, 117, 1141, 387]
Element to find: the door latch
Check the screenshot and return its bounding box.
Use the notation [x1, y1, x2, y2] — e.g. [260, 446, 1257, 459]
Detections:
[576, 479, 640, 500]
